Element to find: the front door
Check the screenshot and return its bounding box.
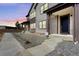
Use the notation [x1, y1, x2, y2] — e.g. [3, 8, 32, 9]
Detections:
[60, 14, 70, 34]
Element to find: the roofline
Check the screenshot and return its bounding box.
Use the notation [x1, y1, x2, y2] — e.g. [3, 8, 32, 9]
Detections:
[26, 3, 38, 17]
[26, 3, 34, 17]
[44, 3, 76, 14]
[34, 3, 38, 9]
[43, 3, 64, 13]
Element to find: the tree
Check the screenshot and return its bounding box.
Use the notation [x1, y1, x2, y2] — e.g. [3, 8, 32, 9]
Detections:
[15, 21, 20, 29]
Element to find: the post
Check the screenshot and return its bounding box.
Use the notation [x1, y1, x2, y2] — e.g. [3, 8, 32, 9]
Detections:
[74, 4, 79, 42]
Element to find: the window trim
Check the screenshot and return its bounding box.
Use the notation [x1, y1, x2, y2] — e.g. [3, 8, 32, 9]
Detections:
[30, 11, 36, 18]
[40, 3, 48, 14]
[30, 23, 36, 29]
[39, 20, 46, 29]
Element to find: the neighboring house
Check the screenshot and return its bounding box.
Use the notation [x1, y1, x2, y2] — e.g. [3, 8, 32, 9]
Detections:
[26, 3, 79, 42]
[26, 4, 36, 33]
[0, 26, 6, 29]
[21, 15, 30, 31]
[21, 20, 30, 31]
[0, 25, 17, 30]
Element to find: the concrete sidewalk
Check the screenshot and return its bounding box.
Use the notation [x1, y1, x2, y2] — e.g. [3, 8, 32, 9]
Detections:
[0, 33, 25, 56]
[19, 34, 73, 56]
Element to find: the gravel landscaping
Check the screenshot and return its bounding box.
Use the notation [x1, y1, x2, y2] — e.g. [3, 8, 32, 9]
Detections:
[13, 32, 47, 49]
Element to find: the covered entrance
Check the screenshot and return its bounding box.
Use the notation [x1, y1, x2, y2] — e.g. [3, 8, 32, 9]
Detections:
[44, 3, 75, 42]
[60, 14, 70, 34]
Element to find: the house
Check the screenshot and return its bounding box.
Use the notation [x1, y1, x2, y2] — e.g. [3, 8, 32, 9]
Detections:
[0, 26, 5, 29]
[27, 3, 59, 33]
[26, 3, 79, 42]
[21, 20, 30, 31]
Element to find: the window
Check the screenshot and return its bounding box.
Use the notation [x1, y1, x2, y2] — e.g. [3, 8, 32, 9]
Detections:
[33, 12, 36, 17]
[41, 3, 48, 13]
[43, 21, 46, 28]
[30, 23, 36, 29]
[39, 21, 46, 29]
[33, 23, 36, 28]
[30, 11, 36, 18]
[44, 3, 48, 10]
[41, 6, 43, 13]
[39, 22, 42, 28]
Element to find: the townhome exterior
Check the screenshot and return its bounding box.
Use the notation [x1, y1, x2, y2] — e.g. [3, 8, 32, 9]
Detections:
[44, 4, 74, 35]
[43, 3, 79, 42]
[26, 3, 79, 42]
[27, 3, 59, 34]
[27, 4, 36, 33]
[21, 16, 30, 31]
[35, 3, 59, 34]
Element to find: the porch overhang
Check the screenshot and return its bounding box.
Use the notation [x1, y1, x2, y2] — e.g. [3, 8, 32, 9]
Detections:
[43, 3, 74, 14]
[21, 21, 30, 25]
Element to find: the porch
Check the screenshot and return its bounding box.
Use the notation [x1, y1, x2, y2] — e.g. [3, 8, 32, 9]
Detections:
[44, 4, 74, 41]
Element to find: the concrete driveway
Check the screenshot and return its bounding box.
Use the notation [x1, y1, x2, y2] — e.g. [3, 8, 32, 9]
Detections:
[0, 33, 25, 56]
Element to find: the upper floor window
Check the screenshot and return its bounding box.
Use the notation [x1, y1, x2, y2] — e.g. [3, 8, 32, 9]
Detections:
[41, 3, 48, 13]
[41, 6, 43, 13]
[44, 3, 48, 10]
[30, 11, 36, 18]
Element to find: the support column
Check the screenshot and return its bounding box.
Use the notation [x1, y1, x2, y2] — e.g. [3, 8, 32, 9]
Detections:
[70, 14, 73, 35]
[74, 4, 79, 42]
[47, 14, 51, 35]
[57, 15, 58, 34]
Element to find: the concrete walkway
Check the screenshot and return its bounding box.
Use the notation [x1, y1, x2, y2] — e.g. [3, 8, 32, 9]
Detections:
[19, 34, 73, 56]
[0, 33, 25, 56]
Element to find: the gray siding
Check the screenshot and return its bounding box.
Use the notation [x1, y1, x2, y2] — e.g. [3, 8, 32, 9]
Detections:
[48, 3, 59, 9]
[29, 3, 59, 33]
[29, 4, 36, 19]
[36, 3, 47, 33]
[35, 3, 59, 33]
[50, 15, 57, 34]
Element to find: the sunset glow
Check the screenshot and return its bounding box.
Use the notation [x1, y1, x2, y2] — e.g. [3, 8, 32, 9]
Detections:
[0, 3, 32, 27]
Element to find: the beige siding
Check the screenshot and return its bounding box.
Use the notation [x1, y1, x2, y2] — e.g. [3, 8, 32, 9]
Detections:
[50, 15, 57, 34]
[49, 6, 74, 35]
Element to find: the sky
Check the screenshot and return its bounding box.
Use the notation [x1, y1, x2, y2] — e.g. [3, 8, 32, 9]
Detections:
[0, 3, 32, 27]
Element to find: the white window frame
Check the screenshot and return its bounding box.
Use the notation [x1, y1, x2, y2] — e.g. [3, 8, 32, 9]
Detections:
[30, 11, 36, 18]
[30, 23, 36, 29]
[39, 22, 42, 28]
[41, 6, 44, 13]
[44, 3, 48, 10]
[40, 3, 48, 14]
[33, 23, 36, 28]
[39, 20, 46, 29]
[42, 21, 46, 28]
